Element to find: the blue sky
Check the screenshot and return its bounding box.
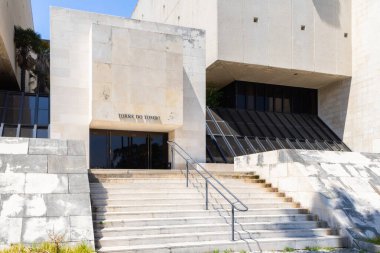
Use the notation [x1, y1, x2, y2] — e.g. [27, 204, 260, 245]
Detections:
[31, 0, 138, 39]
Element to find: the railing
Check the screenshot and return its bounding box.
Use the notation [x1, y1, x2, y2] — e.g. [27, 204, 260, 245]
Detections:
[168, 141, 248, 241]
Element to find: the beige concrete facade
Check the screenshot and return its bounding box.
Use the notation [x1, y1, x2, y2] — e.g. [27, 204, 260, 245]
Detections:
[0, 0, 34, 90]
[320, 1, 380, 153]
[50, 7, 206, 166]
[132, 0, 352, 89]
[91, 25, 184, 132]
[132, 0, 380, 153]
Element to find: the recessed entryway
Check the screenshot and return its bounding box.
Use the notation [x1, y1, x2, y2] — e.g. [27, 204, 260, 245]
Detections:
[90, 129, 169, 169]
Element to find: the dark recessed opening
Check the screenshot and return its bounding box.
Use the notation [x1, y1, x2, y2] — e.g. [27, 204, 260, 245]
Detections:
[301, 25, 306, 31]
[344, 33, 348, 38]
[253, 17, 259, 23]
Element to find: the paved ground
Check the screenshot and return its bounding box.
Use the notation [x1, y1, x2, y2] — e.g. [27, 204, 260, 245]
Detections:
[253, 249, 360, 253]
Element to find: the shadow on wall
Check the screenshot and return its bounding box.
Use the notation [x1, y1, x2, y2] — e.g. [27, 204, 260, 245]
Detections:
[318, 78, 351, 142]
[311, 185, 380, 247]
[312, 0, 341, 28]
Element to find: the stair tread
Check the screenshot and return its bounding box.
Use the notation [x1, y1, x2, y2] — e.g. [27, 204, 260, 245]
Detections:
[94, 208, 306, 215]
[94, 213, 312, 222]
[97, 228, 332, 240]
[98, 236, 345, 251]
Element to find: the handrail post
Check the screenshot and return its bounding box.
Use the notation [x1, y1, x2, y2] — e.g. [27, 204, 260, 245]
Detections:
[205, 180, 209, 210]
[231, 205, 235, 241]
[186, 161, 189, 188]
[171, 146, 175, 170]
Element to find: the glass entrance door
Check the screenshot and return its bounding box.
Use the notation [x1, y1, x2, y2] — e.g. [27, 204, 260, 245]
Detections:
[90, 130, 168, 169]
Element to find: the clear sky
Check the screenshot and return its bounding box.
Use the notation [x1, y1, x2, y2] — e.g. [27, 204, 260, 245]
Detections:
[31, 0, 139, 40]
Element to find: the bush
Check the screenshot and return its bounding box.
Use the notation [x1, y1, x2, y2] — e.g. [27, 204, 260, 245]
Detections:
[366, 236, 380, 245]
[0, 242, 94, 253]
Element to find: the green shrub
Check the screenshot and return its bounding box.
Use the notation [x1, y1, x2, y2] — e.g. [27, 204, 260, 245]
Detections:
[0, 242, 94, 253]
[304, 246, 335, 252]
[366, 236, 380, 245]
[283, 247, 295, 252]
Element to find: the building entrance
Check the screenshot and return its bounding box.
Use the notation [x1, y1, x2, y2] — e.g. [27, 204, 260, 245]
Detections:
[90, 130, 169, 169]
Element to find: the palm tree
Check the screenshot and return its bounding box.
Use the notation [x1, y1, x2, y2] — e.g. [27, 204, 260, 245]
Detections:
[33, 40, 50, 94]
[14, 26, 41, 92]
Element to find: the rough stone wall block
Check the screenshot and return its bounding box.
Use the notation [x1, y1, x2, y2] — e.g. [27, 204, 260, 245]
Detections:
[0, 138, 29, 155]
[67, 140, 86, 156]
[48, 156, 87, 174]
[0, 155, 48, 173]
[235, 149, 380, 246]
[29, 139, 68, 155]
[0, 137, 94, 248]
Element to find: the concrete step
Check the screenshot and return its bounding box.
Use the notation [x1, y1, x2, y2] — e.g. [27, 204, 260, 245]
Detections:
[89, 182, 271, 190]
[90, 191, 285, 200]
[90, 177, 266, 184]
[91, 197, 292, 206]
[95, 221, 326, 238]
[89, 186, 276, 194]
[90, 170, 259, 180]
[93, 214, 314, 228]
[95, 228, 334, 248]
[92, 202, 299, 212]
[97, 236, 347, 253]
[93, 208, 308, 220]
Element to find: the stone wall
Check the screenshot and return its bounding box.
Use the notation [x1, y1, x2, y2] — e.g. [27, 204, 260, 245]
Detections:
[235, 150, 380, 245]
[0, 137, 94, 248]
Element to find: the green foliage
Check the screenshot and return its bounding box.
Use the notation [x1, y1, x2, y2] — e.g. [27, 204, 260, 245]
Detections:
[0, 242, 94, 253]
[239, 251, 247, 253]
[33, 40, 50, 93]
[212, 249, 220, 253]
[304, 246, 335, 252]
[14, 26, 49, 93]
[223, 249, 233, 253]
[366, 236, 380, 245]
[206, 88, 223, 108]
[283, 247, 295, 252]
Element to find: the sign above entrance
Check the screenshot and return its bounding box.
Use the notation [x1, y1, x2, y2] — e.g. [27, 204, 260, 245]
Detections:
[119, 113, 160, 121]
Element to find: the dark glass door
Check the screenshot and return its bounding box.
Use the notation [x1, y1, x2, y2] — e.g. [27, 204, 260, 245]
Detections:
[150, 133, 168, 169]
[90, 130, 168, 169]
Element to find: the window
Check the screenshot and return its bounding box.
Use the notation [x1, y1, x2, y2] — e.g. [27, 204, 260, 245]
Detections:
[236, 83, 246, 109]
[22, 95, 36, 125]
[283, 88, 291, 113]
[255, 85, 265, 112]
[274, 87, 282, 112]
[20, 127, 34, 138]
[246, 85, 255, 110]
[5, 94, 21, 124]
[3, 125, 17, 137]
[36, 127, 48, 138]
[0, 92, 6, 121]
[37, 96, 49, 125]
[0, 91, 50, 138]
[265, 86, 273, 112]
[218, 81, 318, 115]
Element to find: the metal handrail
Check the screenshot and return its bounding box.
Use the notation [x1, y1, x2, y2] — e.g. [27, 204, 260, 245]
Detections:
[168, 141, 249, 241]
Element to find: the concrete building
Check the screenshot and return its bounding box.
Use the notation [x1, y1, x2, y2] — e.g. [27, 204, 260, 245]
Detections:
[132, 0, 380, 154]
[2, 1, 380, 252]
[0, 0, 34, 90]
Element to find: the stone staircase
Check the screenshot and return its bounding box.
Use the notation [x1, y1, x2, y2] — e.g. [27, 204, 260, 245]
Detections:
[89, 169, 347, 253]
